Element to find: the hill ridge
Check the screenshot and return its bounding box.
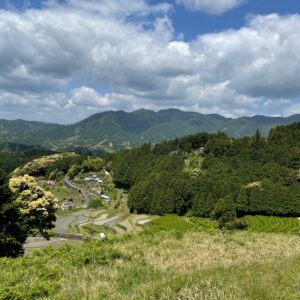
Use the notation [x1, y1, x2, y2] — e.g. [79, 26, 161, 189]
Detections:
[1, 109, 300, 151]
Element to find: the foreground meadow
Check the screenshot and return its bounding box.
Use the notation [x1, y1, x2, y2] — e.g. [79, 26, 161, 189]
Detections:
[1, 229, 300, 300]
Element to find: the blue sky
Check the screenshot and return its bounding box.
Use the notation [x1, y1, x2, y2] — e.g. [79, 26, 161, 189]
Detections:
[4, 0, 300, 40]
[0, 0, 300, 123]
[156, 0, 300, 39]
[4, 0, 300, 39]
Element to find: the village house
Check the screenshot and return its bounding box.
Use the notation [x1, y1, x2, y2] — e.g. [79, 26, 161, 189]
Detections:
[61, 203, 70, 210]
[101, 194, 111, 203]
[47, 180, 56, 187]
[91, 188, 103, 195]
[84, 175, 103, 184]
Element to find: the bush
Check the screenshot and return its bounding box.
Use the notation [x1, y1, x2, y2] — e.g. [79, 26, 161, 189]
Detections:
[213, 195, 237, 228]
[88, 199, 103, 209]
[226, 218, 248, 230]
[81, 157, 104, 173]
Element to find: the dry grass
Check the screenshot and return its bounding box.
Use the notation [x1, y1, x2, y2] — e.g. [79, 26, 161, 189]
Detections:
[115, 231, 300, 273]
[51, 231, 300, 299]
[1, 230, 300, 300]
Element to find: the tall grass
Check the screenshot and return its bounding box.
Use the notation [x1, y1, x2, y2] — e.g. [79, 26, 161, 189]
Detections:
[1, 230, 300, 299]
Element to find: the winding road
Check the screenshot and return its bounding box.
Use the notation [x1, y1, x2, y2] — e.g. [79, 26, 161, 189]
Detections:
[64, 175, 90, 204]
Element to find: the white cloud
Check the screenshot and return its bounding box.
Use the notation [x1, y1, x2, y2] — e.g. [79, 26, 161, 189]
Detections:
[192, 14, 300, 99]
[0, 1, 300, 122]
[176, 0, 244, 15]
[71, 87, 110, 107]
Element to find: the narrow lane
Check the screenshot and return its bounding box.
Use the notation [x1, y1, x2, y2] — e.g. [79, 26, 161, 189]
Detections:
[64, 175, 90, 204]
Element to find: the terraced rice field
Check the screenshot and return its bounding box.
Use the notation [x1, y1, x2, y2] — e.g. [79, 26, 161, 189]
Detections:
[243, 215, 300, 233]
[73, 211, 155, 236]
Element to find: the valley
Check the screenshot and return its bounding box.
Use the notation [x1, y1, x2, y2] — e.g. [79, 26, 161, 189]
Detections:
[1, 1, 300, 298]
[1, 119, 300, 300]
[24, 166, 157, 251]
[23, 157, 300, 252]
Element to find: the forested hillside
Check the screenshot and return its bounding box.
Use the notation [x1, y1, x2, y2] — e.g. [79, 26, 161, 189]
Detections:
[1, 109, 300, 151]
[0, 143, 54, 173]
[109, 122, 300, 226]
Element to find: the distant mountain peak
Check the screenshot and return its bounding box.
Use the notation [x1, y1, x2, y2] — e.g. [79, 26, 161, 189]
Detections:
[1, 109, 300, 151]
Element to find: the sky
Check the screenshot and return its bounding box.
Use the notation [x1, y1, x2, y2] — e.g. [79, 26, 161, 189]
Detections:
[0, 0, 300, 123]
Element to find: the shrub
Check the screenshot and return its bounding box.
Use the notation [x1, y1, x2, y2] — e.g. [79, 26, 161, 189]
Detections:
[226, 218, 249, 230]
[213, 195, 237, 228]
[88, 198, 103, 209]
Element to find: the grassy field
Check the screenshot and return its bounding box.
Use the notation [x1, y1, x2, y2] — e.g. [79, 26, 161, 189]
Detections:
[1, 230, 300, 299]
[148, 215, 195, 233]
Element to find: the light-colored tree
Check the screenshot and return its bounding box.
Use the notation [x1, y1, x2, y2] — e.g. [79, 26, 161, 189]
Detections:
[9, 175, 58, 237]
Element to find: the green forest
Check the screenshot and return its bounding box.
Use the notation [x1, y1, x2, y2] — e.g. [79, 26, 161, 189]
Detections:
[0, 143, 54, 173]
[109, 122, 300, 227]
[1, 121, 300, 258]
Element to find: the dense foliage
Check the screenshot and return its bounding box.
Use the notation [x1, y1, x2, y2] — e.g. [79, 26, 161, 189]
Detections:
[0, 170, 57, 257]
[0, 142, 54, 173]
[0, 169, 27, 257]
[109, 124, 300, 226]
[12, 153, 84, 179]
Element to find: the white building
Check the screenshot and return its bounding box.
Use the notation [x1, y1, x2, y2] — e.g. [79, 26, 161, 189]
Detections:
[101, 195, 111, 202]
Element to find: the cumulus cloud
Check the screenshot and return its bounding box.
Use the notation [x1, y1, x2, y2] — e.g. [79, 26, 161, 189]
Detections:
[0, 1, 300, 122]
[176, 0, 244, 15]
[192, 14, 300, 99]
[71, 87, 110, 107]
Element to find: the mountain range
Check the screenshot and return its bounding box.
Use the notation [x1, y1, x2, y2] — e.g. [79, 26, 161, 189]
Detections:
[0, 109, 300, 151]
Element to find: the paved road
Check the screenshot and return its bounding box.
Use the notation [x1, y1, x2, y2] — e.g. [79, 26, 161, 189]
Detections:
[64, 176, 90, 204]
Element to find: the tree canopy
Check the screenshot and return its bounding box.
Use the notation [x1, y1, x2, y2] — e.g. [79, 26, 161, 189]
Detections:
[108, 122, 300, 226]
[0, 171, 57, 257]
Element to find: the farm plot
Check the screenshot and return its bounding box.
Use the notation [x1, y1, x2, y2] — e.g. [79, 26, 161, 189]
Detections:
[243, 215, 300, 233]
